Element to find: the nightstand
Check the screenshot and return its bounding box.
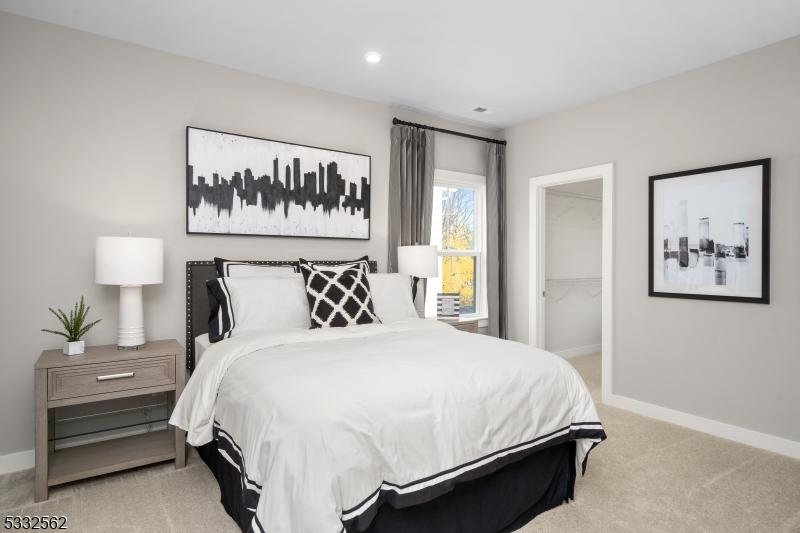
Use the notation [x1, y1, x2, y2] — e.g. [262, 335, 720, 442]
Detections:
[439, 317, 480, 333]
[34, 339, 186, 502]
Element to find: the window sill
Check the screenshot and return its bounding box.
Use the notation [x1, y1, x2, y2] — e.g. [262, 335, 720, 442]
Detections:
[426, 315, 489, 328]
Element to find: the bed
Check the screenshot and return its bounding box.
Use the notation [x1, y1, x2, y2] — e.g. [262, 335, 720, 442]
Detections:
[172, 260, 605, 533]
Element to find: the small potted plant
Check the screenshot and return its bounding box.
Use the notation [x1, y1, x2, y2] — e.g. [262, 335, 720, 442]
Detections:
[42, 296, 101, 355]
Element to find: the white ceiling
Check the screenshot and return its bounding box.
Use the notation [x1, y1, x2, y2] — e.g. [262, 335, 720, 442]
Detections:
[3, 0, 800, 128]
[550, 179, 603, 199]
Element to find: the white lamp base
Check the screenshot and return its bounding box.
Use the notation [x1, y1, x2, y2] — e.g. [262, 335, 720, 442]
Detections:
[117, 285, 146, 349]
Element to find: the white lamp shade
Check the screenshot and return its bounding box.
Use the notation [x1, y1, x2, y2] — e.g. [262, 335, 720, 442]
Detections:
[96, 237, 163, 285]
[398, 245, 438, 278]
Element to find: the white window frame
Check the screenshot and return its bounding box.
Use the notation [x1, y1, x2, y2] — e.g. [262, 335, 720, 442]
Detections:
[426, 169, 488, 322]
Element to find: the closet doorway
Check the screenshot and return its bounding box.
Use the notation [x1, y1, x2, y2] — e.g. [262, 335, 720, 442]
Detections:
[529, 164, 613, 402]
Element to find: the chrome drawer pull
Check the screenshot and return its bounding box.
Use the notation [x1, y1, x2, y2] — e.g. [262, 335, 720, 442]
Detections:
[96, 372, 135, 382]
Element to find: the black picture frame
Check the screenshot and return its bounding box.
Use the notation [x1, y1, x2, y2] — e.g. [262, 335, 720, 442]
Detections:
[648, 158, 770, 304]
[185, 126, 371, 240]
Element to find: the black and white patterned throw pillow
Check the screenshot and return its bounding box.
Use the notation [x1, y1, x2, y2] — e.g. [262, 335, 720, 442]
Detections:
[303, 256, 370, 274]
[298, 258, 381, 328]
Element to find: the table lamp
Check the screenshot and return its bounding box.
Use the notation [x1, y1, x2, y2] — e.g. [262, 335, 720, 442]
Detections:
[96, 236, 163, 349]
[397, 245, 439, 302]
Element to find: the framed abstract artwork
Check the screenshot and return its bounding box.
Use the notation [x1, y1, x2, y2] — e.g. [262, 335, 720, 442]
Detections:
[649, 158, 770, 304]
[186, 126, 371, 239]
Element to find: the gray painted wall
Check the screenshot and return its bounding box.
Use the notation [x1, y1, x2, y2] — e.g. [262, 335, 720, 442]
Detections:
[506, 36, 800, 441]
[0, 12, 495, 456]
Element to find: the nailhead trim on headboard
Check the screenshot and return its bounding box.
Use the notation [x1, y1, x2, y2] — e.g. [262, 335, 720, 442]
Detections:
[185, 260, 378, 371]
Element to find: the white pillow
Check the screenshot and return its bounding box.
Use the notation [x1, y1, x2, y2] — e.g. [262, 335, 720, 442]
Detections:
[209, 275, 310, 340]
[367, 273, 419, 323]
[224, 264, 297, 277]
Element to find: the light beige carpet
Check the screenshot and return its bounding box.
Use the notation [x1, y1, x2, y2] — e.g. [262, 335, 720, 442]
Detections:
[2, 354, 799, 532]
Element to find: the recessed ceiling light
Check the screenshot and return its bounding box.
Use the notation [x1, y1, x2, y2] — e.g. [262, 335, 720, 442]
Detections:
[364, 51, 382, 64]
[473, 107, 487, 113]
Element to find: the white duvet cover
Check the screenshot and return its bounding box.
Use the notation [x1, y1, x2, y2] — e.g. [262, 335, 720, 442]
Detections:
[170, 318, 604, 533]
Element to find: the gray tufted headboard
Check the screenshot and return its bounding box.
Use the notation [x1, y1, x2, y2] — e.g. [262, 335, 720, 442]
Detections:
[185, 260, 378, 371]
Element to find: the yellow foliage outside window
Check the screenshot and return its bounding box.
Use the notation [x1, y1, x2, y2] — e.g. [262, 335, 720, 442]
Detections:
[439, 187, 476, 313]
[441, 256, 475, 312]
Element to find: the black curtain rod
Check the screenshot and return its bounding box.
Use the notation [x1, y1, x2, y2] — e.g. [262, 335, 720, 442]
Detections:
[392, 118, 506, 146]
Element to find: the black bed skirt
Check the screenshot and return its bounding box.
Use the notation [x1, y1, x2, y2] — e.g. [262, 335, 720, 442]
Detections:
[197, 439, 577, 533]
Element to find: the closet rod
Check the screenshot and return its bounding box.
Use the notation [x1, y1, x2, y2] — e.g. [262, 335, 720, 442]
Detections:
[392, 118, 506, 146]
[545, 277, 602, 282]
[546, 190, 602, 201]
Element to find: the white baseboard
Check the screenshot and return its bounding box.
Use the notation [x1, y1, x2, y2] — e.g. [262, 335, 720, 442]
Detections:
[554, 343, 601, 359]
[604, 393, 800, 460]
[0, 449, 34, 475]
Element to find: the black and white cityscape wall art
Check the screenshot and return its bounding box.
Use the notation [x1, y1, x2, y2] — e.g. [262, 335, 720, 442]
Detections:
[186, 127, 371, 239]
[649, 159, 770, 304]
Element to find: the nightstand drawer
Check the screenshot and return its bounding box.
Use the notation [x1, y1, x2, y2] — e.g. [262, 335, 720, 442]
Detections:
[48, 356, 175, 401]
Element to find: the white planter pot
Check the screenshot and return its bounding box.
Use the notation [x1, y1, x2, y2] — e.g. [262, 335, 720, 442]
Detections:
[63, 340, 85, 356]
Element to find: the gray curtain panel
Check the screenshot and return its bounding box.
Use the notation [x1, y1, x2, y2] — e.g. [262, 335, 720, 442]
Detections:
[486, 143, 508, 339]
[387, 125, 435, 272]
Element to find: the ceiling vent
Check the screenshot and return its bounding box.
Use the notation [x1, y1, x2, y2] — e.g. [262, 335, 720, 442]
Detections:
[473, 107, 487, 113]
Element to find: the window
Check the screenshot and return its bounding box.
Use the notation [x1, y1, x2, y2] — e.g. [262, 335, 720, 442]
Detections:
[425, 170, 487, 319]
